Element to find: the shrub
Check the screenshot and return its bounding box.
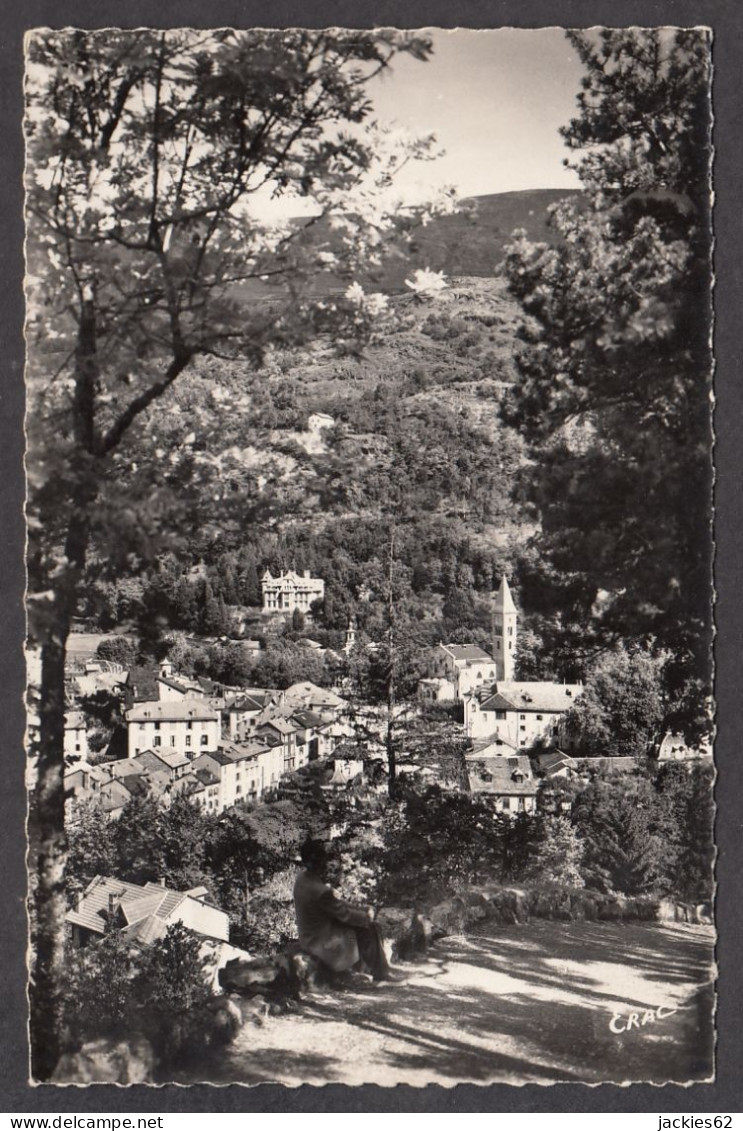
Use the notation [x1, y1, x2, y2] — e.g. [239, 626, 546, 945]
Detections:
[135, 922, 212, 1017]
[243, 868, 298, 952]
[61, 930, 137, 1045]
[95, 637, 138, 668]
[61, 924, 213, 1061]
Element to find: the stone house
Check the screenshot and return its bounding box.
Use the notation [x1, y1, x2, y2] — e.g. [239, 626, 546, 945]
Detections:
[431, 644, 498, 702]
[465, 681, 583, 749]
[27, 710, 89, 762]
[224, 690, 278, 743]
[125, 699, 220, 759]
[67, 875, 230, 948]
[464, 754, 538, 815]
[417, 676, 457, 704]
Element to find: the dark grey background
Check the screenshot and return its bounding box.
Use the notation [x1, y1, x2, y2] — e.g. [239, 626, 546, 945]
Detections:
[3, 0, 740, 1113]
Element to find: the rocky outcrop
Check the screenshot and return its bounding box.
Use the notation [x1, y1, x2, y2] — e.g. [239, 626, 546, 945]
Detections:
[407, 885, 711, 936]
[655, 898, 711, 925]
[219, 953, 302, 999]
[427, 897, 468, 935]
[51, 1036, 155, 1085]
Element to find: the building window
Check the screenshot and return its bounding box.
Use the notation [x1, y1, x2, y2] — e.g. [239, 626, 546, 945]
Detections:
[536, 714, 543, 721]
[185, 735, 191, 747]
[153, 736, 161, 747]
[508, 627, 513, 636]
[201, 735, 208, 746]
[170, 735, 176, 747]
[520, 725, 526, 732]
[502, 797, 511, 811]
[495, 710, 506, 720]
[236, 785, 242, 795]
[154, 722, 161, 730]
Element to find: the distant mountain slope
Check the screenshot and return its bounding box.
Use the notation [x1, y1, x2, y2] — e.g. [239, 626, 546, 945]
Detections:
[370, 188, 583, 291]
[235, 187, 582, 302]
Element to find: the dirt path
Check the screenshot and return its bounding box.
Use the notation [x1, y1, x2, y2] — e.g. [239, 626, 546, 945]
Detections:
[183, 921, 715, 1088]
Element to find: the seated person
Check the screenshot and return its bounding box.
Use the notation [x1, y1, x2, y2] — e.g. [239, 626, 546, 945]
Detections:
[294, 838, 393, 982]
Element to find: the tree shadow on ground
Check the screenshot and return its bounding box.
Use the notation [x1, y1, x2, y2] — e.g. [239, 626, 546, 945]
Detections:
[301, 922, 715, 1085]
[184, 921, 714, 1086]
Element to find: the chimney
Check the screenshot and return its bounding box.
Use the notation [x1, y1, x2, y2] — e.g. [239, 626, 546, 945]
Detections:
[108, 893, 117, 920]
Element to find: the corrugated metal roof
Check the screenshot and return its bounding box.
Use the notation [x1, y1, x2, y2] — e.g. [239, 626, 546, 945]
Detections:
[122, 914, 168, 946]
[67, 876, 193, 937]
[66, 876, 148, 933]
[119, 892, 167, 924]
[143, 884, 186, 918]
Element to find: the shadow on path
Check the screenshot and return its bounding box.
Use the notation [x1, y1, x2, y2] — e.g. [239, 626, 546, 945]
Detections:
[180, 920, 715, 1087]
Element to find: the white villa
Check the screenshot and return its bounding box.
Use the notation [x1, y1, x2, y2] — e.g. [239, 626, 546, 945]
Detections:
[261, 569, 325, 614]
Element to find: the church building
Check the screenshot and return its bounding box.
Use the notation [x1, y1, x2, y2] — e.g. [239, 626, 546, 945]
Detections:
[492, 575, 517, 681]
[462, 577, 584, 750]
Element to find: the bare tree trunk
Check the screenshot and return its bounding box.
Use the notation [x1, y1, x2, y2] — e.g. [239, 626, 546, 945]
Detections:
[386, 530, 396, 795]
[28, 293, 98, 1080]
[28, 601, 72, 1080]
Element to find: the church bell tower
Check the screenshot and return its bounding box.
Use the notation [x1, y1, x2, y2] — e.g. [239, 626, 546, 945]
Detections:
[493, 576, 518, 681]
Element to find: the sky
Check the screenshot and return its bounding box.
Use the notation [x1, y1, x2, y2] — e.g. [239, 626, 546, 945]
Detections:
[369, 29, 584, 199]
[252, 28, 584, 220]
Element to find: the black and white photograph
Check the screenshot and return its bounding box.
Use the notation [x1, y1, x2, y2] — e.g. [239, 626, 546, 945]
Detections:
[24, 25, 715, 1089]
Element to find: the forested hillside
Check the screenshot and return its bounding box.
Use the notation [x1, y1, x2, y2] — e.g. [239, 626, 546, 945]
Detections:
[80, 193, 571, 660]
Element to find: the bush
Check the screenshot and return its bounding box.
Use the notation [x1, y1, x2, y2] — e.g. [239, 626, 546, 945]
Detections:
[62, 930, 136, 1044]
[61, 924, 213, 1062]
[378, 787, 510, 905]
[135, 923, 212, 1018]
[95, 637, 138, 668]
[243, 869, 298, 952]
